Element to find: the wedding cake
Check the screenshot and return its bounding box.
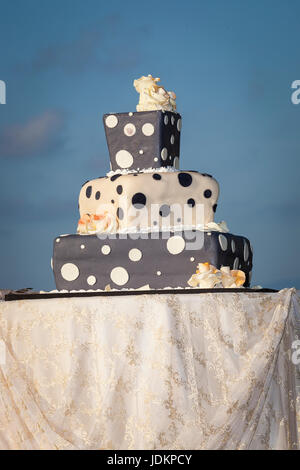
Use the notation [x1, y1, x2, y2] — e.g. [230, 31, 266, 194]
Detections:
[52, 75, 253, 291]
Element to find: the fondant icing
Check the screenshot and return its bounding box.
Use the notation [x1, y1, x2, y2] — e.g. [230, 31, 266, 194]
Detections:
[52, 74, 254, 292]
[53, 231, 252, 291]
[79, 171, 219, 231]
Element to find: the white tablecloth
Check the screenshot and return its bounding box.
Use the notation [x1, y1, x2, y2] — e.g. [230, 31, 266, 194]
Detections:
[0, 288, 299, 450]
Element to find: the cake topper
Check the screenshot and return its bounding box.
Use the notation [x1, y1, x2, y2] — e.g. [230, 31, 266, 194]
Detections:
[133, 75, 176, 112]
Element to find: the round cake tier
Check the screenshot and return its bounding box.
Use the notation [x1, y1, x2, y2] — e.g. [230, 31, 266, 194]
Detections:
[79, 170, 219, 232]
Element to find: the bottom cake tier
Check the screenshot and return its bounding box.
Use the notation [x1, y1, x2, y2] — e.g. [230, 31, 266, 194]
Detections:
[52, 230, 253, 291]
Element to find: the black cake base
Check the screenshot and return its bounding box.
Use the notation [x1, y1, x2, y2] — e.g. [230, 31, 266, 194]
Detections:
[52, 230, 253, 291]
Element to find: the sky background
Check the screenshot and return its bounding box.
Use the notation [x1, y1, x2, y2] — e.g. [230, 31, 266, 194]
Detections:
[0, 0, 299, 291]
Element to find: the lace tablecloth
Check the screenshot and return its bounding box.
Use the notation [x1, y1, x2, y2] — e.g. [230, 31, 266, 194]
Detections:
[0, 288, 299, 450]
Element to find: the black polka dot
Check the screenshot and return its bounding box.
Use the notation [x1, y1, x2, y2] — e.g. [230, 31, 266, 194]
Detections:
[213, 204, 217, 212]
[111, 199, 115, 204]
[95, 191, 100, 200]
[86, 186, 92, 198]
[177, 218, 181, 223]
[159, 204, 170, 217]
[132, 192, 146, 209]
[116, 185, 123, 195]
[204, 189, 212, 198]
[110, 174, 122, 182]
[152, 174, 161, 180]
[201, 173, 213, 178]
[187, 198, 195, 207]
[153, 221, 158, 225]
[117, 208, 124, 220]
[178, 173, 192, 187]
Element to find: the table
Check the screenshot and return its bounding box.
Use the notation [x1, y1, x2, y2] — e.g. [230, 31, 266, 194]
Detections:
[0, 288, 299, 450]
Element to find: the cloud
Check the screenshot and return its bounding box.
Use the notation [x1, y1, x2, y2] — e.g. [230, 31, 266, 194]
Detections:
[31, 29, 103, 74]
[0, 110, 66, 158]
[15, 16, 143, 75]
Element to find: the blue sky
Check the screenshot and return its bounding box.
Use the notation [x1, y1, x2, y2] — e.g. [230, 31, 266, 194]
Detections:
[0, 0, 299, 291]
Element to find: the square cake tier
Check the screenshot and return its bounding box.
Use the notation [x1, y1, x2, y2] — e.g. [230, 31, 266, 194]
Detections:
[52, 230, 253, 291]
[103, 111, 181, 172]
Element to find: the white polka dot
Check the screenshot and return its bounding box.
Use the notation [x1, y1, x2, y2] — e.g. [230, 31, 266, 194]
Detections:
[56, 238, 60, 243]
[139, 149, 144, 154]
[116, 150, 133, 168]
[61, 263, 79, 281]
[170, 134, 175, 145]
[101, 245, 111, 255]
[164, 115, 168, 125]
[80, 244, 85, 250]
[231, 239, 236, 253]
[154, 157, 158, 162]
[105, 115, 118, 128]
[167, 236, 185, 255]
[207, 232, 211, 236]
[124, 123, 136, 136]
[142, 123, 154, 136]
[50, 258, 53, 270]
[110, 267, 129, 286]
[173, 156, 179, 169]
[190, 257, 195, 262]
[177, 118, 182, 132]
[157, 271, 161, 276]
[161, 147, 168, 160]
[171, 115, 175, 125]
[244, 242, 249, 262]
[129, 248, 142, 262]
[128, 112, 133, 116]
[87, 275, 96, 286]
[233, 257, 239, 270]
[218, 234, 228, 251]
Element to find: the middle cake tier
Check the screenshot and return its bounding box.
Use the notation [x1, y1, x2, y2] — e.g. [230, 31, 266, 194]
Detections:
[79, 170, 219, 232]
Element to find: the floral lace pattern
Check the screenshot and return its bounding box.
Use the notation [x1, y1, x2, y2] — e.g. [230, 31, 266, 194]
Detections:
[0, 289, 299, 449]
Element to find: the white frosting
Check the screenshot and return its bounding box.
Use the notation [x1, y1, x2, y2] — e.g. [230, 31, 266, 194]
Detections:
[106, 165, 178, 177]
[133, 75, 177, 112]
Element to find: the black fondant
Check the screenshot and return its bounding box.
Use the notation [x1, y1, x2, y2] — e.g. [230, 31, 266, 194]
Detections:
[132, 192, 146, 208]
[159, 204, 170, 217]
[213, 204, 218, 212]
[103, 111, 181, 172]
[110, 174, 122, 181]
[53, 231, 253, 291]
[153, 174, 162, 180]
[116, 185, 123, 195]
[187, 198, 195, 207]
[178, 173, 192, 187]
[86, 186, 92, 198]
[204, 189, 212, 198]
[117, 207, 124, 220]
[95, 191, 101, 200]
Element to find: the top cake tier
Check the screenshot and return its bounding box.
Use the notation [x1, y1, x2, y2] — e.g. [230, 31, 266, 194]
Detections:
[103, 110, 181, 173]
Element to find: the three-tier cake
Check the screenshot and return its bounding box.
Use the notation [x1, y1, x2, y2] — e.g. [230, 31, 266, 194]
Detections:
[52, 75, 253, 291]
